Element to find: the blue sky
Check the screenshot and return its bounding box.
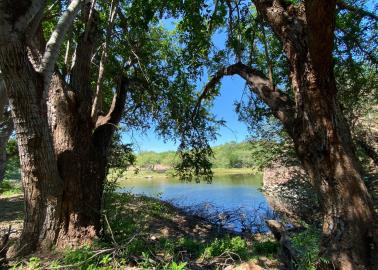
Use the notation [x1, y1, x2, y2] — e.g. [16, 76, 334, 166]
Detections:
[122, 1, 377, 153]
[123, 74, 250, 153]
[122, 22, 252, 153]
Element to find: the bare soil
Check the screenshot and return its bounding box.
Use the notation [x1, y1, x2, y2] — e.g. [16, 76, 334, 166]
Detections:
[0, 195, 23, 242]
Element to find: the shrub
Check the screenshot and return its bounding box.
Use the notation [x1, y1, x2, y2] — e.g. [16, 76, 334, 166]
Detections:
[0, 180, 22, 196]
[253, 240, 278, 255]
[202, 236, 249, 260]
[291, 227, 329, 270]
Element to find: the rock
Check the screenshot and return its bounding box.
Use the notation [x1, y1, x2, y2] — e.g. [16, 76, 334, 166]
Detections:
[228, 262, 265, 270]
[262, 160, 320, 224]
[266, 220, 298, 270]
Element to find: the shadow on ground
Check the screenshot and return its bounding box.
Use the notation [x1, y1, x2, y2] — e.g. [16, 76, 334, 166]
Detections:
[0, 195, 23, 240]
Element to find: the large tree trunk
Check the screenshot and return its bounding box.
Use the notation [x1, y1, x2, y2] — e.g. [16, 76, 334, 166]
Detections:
[0, 0, 126, 256]
[0, 0, 112, 254]
[255, 1, 377, 269]
[0, 41, 63, 256]
[0, 41, 120, 256]
[205, 1, 376, 268]
[47, 74, 108, 247]
[289, 64, 375, 269]
[46, 5, 113, 247]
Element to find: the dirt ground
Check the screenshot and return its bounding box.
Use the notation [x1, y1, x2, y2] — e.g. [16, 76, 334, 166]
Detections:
[0, 194, 281, 269]
[0, 195, 23, 242]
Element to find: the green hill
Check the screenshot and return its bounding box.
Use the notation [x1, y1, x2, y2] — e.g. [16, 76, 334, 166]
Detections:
[135, 140, 282, 171]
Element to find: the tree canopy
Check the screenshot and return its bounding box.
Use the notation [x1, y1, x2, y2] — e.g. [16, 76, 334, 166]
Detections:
[0, 0, 377, 269]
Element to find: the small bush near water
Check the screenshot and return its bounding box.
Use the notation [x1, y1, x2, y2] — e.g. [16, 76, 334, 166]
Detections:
[291, 226, 328, 270]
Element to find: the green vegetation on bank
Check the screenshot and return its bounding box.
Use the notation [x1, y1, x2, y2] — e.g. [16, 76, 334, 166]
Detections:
[8, 190, 280, 270]
[135, 141, 286, 172]
[119, 167, 258, 181]
[1, 140, 282, 184]
[1, 172, 325, 270]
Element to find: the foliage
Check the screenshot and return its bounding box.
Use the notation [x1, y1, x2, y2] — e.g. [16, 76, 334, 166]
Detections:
[0, 180, 22, 197]
[202, 236, 249, 260]
[4, 138, 20, 181]
[162, 261, 187, 270]
[8, 190, 280, 269]
[107, 131, 136, 170]
[252, 240, 279, 256]
[291, 226, 328, 270]
[135, 140, 290, 171]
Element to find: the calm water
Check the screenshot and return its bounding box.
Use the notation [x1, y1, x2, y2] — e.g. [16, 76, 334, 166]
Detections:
[118, 174, 271, 231]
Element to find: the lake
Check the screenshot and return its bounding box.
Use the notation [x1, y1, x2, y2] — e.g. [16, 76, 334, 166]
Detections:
[118, 174, 274, 232]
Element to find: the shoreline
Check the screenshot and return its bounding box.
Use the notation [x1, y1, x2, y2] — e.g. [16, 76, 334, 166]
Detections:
[1, 192, 280, 269]
[112, 167, 261, 181]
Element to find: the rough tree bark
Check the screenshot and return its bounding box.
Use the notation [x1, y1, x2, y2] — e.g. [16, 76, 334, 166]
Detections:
[0, 0, 127, 255]
[0, 40, 63, 256]
[201, 1, 376, 269]
[48, 73, 127, 247]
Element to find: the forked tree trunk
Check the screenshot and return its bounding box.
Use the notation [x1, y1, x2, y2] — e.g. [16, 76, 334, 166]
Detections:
[0, 44, 120, 255]
[48, 74, 108, 247]
[0, 0, 126, 256]
[0, 0, 123, 255]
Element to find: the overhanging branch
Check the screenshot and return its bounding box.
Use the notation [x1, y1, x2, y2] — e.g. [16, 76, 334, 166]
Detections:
[194, 62, 294, 126]
[337, 0, 378, 21]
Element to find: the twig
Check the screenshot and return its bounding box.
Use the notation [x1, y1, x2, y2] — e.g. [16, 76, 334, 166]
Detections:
[103, 214, 117, 246]
[48, 233, 140, 269]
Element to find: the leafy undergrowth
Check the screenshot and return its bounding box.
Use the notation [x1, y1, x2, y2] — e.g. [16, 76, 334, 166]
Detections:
[291, 226, 328, 270]
[8, 192, 280, 270]
[0, 180, 22, 197]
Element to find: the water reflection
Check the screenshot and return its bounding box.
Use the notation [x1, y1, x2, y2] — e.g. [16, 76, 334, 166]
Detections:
[118, 174, 273, 232]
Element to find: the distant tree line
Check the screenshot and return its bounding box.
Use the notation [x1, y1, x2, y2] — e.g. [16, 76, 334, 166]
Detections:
[135, 140, 291, 170]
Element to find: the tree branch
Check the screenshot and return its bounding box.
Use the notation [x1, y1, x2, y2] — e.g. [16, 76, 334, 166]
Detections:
[95, 78, 128, 129]
[95, 77, 146, 129]
[261, 23, 274, 89]
[91, 0, 119, 123]
[70, 1, 99, 113]
[195, 62, 294, 126]
[92, 76, 134, 155]
[14, 0, 46, 32]
[40, 0, 84, 90]
[337, 0, 378, 21]
[207, 0, 220, 32]
[253, 0, 307, 58]
[266, 220, 298, 270]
